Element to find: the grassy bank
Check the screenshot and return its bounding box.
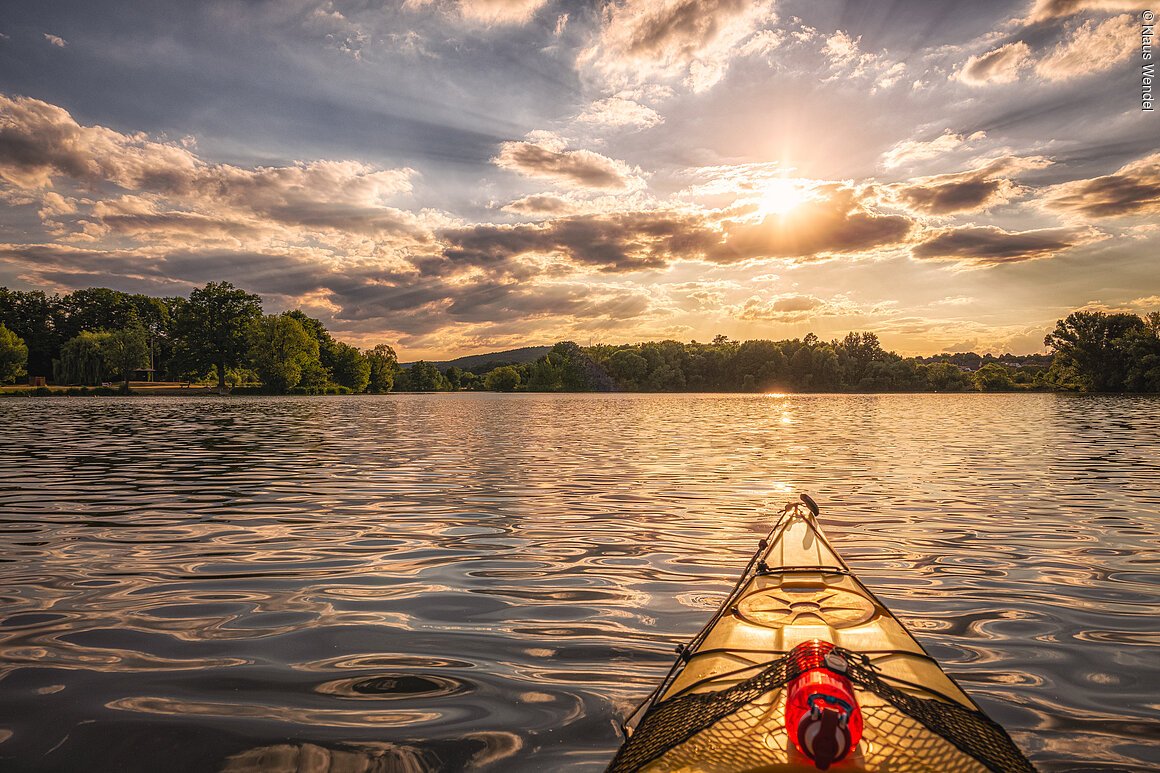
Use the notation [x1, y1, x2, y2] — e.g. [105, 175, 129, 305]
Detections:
[0, 381, 214, 396]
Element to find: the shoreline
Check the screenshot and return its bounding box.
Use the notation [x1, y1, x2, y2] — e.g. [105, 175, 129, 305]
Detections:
[4, 385, 1155, 397]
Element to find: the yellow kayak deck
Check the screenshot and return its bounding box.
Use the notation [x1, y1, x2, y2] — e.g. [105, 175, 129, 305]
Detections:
[610, 499, 1035, 773]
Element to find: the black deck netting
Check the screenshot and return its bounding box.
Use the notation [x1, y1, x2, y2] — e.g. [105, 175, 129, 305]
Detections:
[607, 646, 1036, 773]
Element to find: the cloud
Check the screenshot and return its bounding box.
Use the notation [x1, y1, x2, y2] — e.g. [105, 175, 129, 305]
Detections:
[574, 96, 663, 131]
[676, 161, 786, 201]
[1045, 152, 1160, 217]
[890, 156, 1051, 214]
[304, 3, 370, 59]
[43, 34, 68, 48]
[492, 135, 645, 191]
[738, 28, 783, 58]
[957, 41, 1033, 85]
[817, 30, 907, 91]
[732, 293, 825, 322]
[403, 0, 548, 26]
[0, 94, 425, 244]
[715, 185, 914, 261]
[912, 225, 1101, 265]
[500, 194, 580, 216]
[822, 31, 866, 72]
[463, 184, 917, 272]
[0, 240, 658, 343]
[457, 0, 548, 26]
[438, 210, 720, 273]
[881, 130, 987, 169]
[1022, 0, 1148, 23]
[1035, 14, 1135, 81]
[0, 94, 198, 190]
[578, 0, 776, 93]
[728, 292, 896, 323]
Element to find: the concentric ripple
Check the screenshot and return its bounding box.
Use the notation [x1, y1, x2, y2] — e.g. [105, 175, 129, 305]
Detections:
[0, 393, 1158, 772]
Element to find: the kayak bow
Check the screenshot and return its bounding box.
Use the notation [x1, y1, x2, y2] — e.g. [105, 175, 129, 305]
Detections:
[609, 495, 1035, 773]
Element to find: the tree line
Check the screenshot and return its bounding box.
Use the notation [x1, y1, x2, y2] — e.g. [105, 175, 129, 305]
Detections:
[432, 315, 1158, 394]
[1, 283, 1157, 393]
[0, 283, 398, 394]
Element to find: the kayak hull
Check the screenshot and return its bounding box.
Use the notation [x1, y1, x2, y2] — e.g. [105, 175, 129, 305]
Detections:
[610, 500, 1034, 773]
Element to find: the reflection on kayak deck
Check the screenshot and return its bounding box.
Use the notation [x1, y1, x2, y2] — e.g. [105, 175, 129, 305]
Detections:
[610, 499, 1035, 772]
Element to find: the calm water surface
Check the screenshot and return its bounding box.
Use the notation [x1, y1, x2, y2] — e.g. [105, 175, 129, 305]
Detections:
[0, 394, 1158, 772]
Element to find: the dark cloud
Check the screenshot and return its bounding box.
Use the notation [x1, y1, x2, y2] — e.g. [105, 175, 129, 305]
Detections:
[492, 139, 642, 190]
[892, 156, 1048, 214]
[441, 193, 912, 276]
[912, 225, 1099, 264]
[500, 194, 578, 215]
[439, 211, 720, 272]
[1045, 153, 1160, 217]
[716, 186, 913, 260]
[901, 179, 1003, 213]
[0, 240, 656, 338]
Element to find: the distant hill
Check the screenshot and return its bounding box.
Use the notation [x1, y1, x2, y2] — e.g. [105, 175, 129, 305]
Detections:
[401, 345, 552, 372]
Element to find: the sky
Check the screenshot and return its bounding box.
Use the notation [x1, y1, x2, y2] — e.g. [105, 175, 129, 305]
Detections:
[0, 0, 1156, 359]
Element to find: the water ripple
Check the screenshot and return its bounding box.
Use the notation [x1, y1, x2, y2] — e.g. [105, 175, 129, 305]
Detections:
[0, 393, 1158, 771]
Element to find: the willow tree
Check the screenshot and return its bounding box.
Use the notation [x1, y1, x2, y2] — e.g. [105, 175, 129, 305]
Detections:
[365, 344, 398, 393]
[0, 323, 28, 385]
[101, 324, 150, 392]
[56, 331, 108, 385]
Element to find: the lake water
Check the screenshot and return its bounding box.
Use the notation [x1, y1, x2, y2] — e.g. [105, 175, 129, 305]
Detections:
[0, 393, 1157, 772]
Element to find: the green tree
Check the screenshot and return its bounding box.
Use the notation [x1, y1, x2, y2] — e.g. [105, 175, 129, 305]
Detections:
[1044, 311, 1146, 391]
[837, 332, 888, 389]
[812, 346, 841, 390]
[973, 362, 1016, 391]
[0, 288, 62, 378]
[924, 362, 971, 391]
[733, 339, 787, 391]
[443, 365, 466, 391]
[173, 282, 263, 392]
[330, 341, 370, 393]
[366, 344, 399, 393]
[789, 346, 816, 390]
[0, 323, 28, 384]
[484, 365, 521, 392]
[1122, 311, 1160, 392]
[283, 310, 342, 385]
[55, 331, 109, 385]
[401, 361, 450, 391]
[59, 288, 138, 342]
[247, 314, 320, 393]
[101, 323, 150, 392]
[525, 356, 565, 391]
[606, 349, 648, 388]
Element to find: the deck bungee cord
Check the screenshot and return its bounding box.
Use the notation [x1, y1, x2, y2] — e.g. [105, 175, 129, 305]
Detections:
[608, 495, 1036, 773]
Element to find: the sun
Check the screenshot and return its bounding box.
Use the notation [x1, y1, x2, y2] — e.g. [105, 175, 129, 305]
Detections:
[757, 178, 806, 216]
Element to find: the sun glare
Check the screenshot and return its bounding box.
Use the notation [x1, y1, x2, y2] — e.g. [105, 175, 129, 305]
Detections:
[757, 178, 805, 216]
